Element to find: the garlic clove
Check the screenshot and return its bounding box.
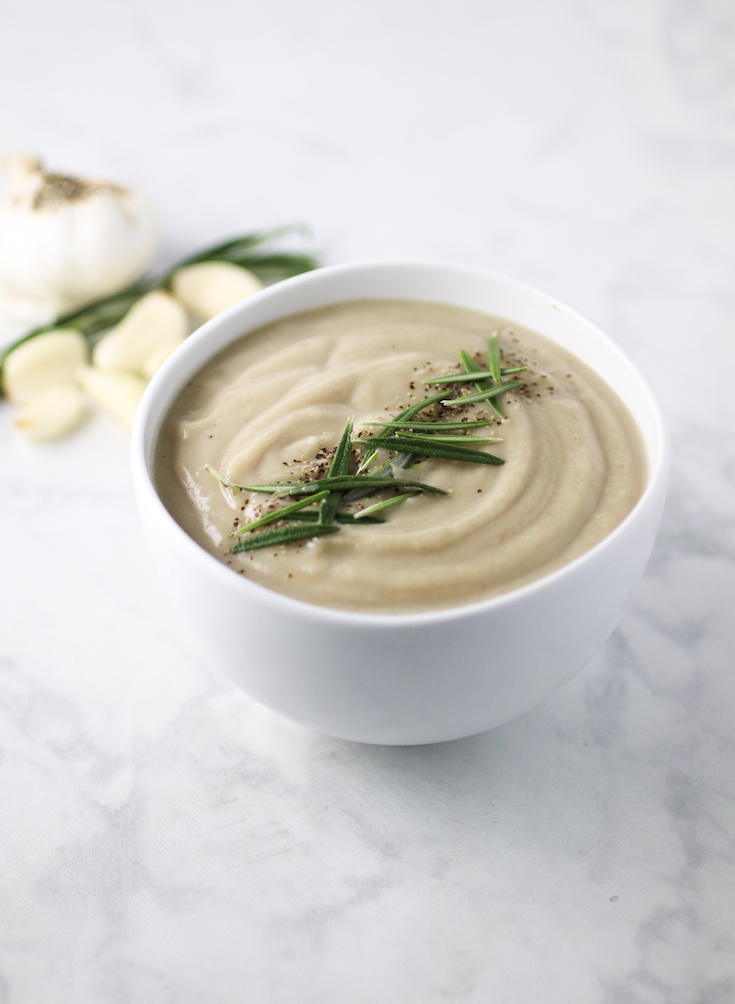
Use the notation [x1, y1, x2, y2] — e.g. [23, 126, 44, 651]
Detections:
[13, 384, 88, 441]
[92, 290, 188, 374]
[171, 262, 263, 321]
[140, 336, 186, 380]
[0, 154, 159, 323]
[2, 328, 88, 404]
[76, 365, 146, 431]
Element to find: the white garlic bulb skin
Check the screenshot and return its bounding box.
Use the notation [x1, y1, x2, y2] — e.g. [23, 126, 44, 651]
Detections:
[0, 153, 159, 326]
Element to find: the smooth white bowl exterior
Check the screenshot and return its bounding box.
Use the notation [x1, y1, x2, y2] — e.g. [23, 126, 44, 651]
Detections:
[132, 262, 669, 745]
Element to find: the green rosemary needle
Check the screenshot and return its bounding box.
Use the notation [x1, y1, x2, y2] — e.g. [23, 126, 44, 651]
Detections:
[231, 490, 330, 537]
[381, 436, 504, 465]
[488, 331, 502, 384]
[319, 416, 353, 526]
[208, 471, 448, 496]
[424, 365, 526, 386]
[459, 349, 504, 419]
[352, 491, 420, 520]
[365, 419, 498, 431]
[356, 389, 453, 472]
[398, 432, 502, 444]
[232, 522, 339, 553]
[442, 380, 523, 407]
[285, 511, 385, 525]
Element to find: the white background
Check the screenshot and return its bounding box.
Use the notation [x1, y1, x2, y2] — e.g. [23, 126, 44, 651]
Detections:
[1, 2, 734, 1002]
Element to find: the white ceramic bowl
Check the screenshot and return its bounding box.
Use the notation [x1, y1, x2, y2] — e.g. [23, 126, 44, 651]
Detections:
[132, 262, 669, 745]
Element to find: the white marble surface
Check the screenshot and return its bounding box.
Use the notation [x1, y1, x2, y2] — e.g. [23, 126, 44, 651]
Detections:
[1, 1, 735, 1001]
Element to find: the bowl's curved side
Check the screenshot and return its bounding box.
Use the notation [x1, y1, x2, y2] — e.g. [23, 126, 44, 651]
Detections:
[132, 261, 669, 745]
[135, 457, 666, 744]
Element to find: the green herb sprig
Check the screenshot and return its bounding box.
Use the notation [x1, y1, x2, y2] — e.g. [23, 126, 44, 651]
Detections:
[398, 431, 502, 445]
[441, 380, 523, 407]
[365, 419, 498, 431]
[424, 366, 525, 386]
[284, 511, 386, 525]
[319, 416, 353, 526]
[233, 522, 339, 553]
[361, 435, 504, 465]
[207, 470, 448, 497]
[353, 491, 420, 520]
[230, 490, 330, 537]
[210, 333, 526, 554]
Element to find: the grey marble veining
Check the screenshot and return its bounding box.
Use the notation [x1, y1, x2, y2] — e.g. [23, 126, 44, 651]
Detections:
[1, 1, 734, 1001]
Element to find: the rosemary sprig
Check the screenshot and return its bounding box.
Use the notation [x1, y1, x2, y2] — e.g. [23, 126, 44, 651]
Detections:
[231, 490, 329, 537]
[159, 227, 318, 287]
[459, 348, 505, 420]
[356, 388, 453, 473]
[423, 365, 526, 386]
[206, 468, 448, 496]
[319, 416, 353, 526]
[378, 436, 504, 465]
[488, 331, 502, 384]
[353, 491, 420, 520]
[0, 227, 319, 392]
[285, 511, 385, 525]
[215, 339, 524, 555]
[441, 380, 523, 408]
[365, 419, 498, 431]
[262, 474, 447, 496]
[232, 522, 339, 553]
[398, 431, 502, 444]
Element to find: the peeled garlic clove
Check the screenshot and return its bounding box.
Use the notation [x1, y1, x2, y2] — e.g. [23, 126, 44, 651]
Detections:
[141, 336, 185, 380]
[92, 290, 188, 374]
[14, 384, 87, 441]
[2, 328, 88, 403]
[76, 365, 146, 431]
[172, 262, 263, 321]
[0, 153, 159, 324]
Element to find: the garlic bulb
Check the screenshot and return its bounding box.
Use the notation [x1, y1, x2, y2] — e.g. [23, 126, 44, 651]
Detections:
[0, 152, 159, 327]
[92, 290, 188, 373]
[172, 261, 263, 321]
[2, 329, 88, 403]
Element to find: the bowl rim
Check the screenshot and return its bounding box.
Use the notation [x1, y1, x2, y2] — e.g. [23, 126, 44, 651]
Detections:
[131, 259, 670, 629]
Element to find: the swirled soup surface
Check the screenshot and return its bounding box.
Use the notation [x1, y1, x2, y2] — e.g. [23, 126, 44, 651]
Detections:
[154, 299, 645, 613]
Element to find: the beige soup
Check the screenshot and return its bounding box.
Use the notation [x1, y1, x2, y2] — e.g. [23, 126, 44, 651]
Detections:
[154, 299, 645, 613]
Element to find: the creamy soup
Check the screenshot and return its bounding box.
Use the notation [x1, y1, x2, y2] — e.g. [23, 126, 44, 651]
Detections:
[154, 299, 645, 613]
